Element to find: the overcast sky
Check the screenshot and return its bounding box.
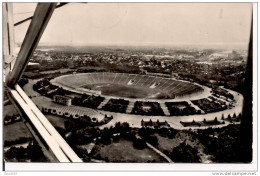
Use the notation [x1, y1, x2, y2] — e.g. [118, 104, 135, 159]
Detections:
[13, 3, 252, 48]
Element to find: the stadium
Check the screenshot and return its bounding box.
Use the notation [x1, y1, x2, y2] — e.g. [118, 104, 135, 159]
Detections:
[51, 72, 205, 100]
[33, 72, 242, 129]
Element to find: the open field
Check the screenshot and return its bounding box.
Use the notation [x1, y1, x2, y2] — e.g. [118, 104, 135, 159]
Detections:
[4, 104, 33, 144]
[4, 121, 33, 144]
[3, 104, 20, 117]
[92, 138, 165, 163]
[154, 131, 204, 152]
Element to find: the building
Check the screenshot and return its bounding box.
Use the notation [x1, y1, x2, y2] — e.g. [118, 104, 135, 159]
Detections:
[26, 62, 40, 71]
[141, 119, 170, 128]
[53, 95, 72, 106]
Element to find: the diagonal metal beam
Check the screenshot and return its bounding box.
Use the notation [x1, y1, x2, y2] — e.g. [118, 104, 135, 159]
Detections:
[7, 3, 57, 88]
[14, 3, 69, 27]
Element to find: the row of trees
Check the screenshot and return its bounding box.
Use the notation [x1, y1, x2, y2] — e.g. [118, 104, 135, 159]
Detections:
[222, 113, 241, 122]
[65, 122, 131, 146]
[5, 141, 47, 162]
[180, 112, 241, 128]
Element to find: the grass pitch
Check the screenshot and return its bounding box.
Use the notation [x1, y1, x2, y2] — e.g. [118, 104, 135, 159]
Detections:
[92, 138, 165, 162]
[82, 83, 170, 99]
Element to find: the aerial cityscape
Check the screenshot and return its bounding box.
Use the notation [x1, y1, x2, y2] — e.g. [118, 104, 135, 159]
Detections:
[4, 44, 249, 163]
[3, 2, 253, 166]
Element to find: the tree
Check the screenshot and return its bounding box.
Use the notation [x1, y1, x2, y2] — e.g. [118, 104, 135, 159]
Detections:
[5, 147, 19, 160]
[149, 119, 153, 125]
[133, 138, 146, 150]
[167, 131, 175, 139]
[16, 146, 27, 160]
[112, 135, 120, 142]
[100, 134, 111, 145]
[138, 127, 146, 137]
[114, 122, 121, 128]
[104, 157, 109, 162]
[56, 87, 65, 95]
[238, 113, 242, 119]
[121, 122, 130, 132]
[146, 135, 158, 146]
[27, 141, 45, 161]
[170, 142, 200, 163]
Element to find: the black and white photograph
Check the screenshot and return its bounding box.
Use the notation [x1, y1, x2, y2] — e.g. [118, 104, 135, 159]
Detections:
[2, 2, 257, 173]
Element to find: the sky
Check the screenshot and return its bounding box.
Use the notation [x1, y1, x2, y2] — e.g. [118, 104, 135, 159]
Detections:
[13, 3, 252, 48]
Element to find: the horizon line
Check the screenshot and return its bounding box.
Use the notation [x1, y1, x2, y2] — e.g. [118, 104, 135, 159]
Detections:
[16, 42, 249, 50]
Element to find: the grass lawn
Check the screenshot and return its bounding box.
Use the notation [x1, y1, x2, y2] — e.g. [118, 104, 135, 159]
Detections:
[82, 83, 167, 99]
[4, 104, 33, 144]
[3, 104, 19, 117]
[4, 121, 33, 143]
[155, 131, 205, 153]
[45, 114, 67, 130]
[92, 138, 165, 163]
[154, 132, 212, 162]
[155, 133, 182, 152]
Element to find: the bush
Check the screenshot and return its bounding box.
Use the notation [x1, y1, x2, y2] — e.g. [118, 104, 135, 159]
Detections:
[5, 147, 19, 160]
[146, 135, 158, 146]
[167, 132, 174, 139]
[104, 157, 109, 162]
[112, 135, 120, 142]
[133, 138, 146, 150]
[163, 150, 170, 156]
[170, 142, 200, 163]
[100, 137, 111, 145]
[5, 141, 46, 162]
